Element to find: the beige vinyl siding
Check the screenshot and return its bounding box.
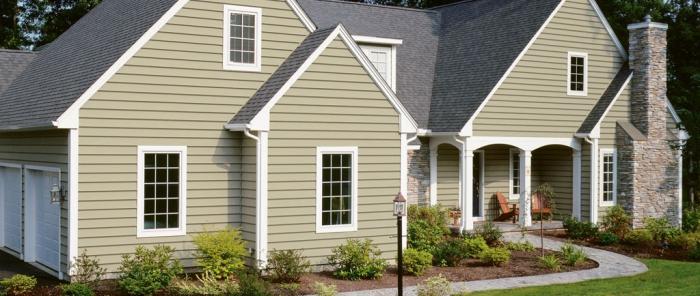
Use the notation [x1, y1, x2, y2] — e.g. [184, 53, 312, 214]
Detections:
[266, 38, 401, 264]
[599, 85, 632, 148]
[481, 145, 512, 220]
[436, 144, 460, 209]
[581, 141, 591, 221]
[473, 0, 625, 137]
[241, 135, 256, 252]
[0, 130, 69, 276]
[76, 0, 308, 272]
[533, 146, 573, 219]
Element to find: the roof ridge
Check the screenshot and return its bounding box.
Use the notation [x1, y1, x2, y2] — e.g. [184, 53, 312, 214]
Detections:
[429, 0, 480, 10]
[306, 0, 438, 13]
[0, 49, 35, 54]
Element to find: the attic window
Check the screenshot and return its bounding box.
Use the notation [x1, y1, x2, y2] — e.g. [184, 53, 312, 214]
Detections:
[223, 5, 262, 72]
[567, 52, 588, 96]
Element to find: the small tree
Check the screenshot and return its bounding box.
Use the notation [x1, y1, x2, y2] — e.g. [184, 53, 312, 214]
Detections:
[534, 183, 556, 256]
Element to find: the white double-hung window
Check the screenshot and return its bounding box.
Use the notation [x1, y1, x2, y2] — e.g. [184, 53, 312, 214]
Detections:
[137, 146, 187, 237]
[567, 52, 588, 96]
[223, 5, 262, 72]
[509, 149, 520, 200]
[600, 149, 617, 207]
[316, 147, 358, 233]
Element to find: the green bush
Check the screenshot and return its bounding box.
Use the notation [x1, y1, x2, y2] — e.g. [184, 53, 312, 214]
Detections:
[172, 272, 239, 296]
[478, 247, 510, 266]
[474, 222, 503, 245]
[408, 204, 449, 229]
[193, 228, 247, 279]
[0, 275, 37, 296]
[71, 250, 106, 288]
[403, 248, 433, 276]
[683, 209, 700, 233]
[689, 243, 700, 261]
[267, 249, 310, 283]
[644, 217, 682, 243]
[505, 241, 535, 252]
[235, 272, 272, 296]
[408, 219, 447, 254]
[118, 245, 183, 296]
[601, 206, 632, 239]
[462, 236, 490, 258]
[560, 243, 587, 266]
[327, 239, 387, 280]
[416, 275, 452, 296]
[623, 229, 654, 246]
[60, 283, 95, 296]
[432, 239, 469, 267]
[597, 231, 619, 246]
[538, 254, 561, 271]
[312, 282, 337, 296]
[563, 217, 599, 240]
[669, 231, 700, 250]
[275, 283, 301, 296]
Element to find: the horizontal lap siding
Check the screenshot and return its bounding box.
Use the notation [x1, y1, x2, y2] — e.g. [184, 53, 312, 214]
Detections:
[599, 85, 632, 148]
[436, 144, 459, 209]
[473, 0, 625, 137]
[581, 141, 591, 221]
[533, 146, 573, 219]
[0, 130, 69, 276]
[482, 145, 513, 220]
[77, 0, 308, 272]
[267, 38, 401, 265]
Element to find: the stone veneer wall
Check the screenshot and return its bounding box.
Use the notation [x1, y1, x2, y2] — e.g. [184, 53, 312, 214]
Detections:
[618, 20, 681, 227]
[408, 137, 430, 205]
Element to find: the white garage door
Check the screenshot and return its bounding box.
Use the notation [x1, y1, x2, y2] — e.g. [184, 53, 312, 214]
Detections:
[0, 164, 22, 254]
[24, 167, 61, 272]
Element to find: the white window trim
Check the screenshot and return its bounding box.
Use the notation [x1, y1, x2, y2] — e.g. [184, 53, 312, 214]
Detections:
[508, 148, 520, 201]
[567, 52, 589, 96]
[222, 5, 262, 72]
[599, 148, 617, 207]
[359, 44, 397, 91]
[137, 146, 187, 238]
[316, 147, 359, 233]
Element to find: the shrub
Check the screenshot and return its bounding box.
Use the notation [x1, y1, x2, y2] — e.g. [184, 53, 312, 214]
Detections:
[0, 275, 37, 296]
[327, 239, 387, 280]
[560, 243, 587, 266]
[312, 282, 337, 296]
[275, 283, 301, 296]
[669, 231, 700, 250]
[70, 250, 106, 288]
[432, 239, 468, 267]
[623, 229, 654, 246]
[409, 219, 447, 254]
[597, 231, 619, 246]
[118, 245, 183, 296]
[478, 247, 510, 266]
[505, 241, 535, 252]
[644, 217, 684, 243]
[690, 243, 700, 261]
[683, 209, 700, 233]
[60, 283, 95, 296]
[235, 272, 272, 296]
[600, 206, 632, 239]
[193, 228, 247, 279]
[563, 217, 599, 240]
[416, 275, 452, 296]
[462, 236, 490, 258]
[267, 249, 310, 283]
[403, 248, 433, 276]
[474, 222, 503, 245]
[409, 204, 449, 229]
[172, 272, 239, 296]
[538, 255, 561, 271]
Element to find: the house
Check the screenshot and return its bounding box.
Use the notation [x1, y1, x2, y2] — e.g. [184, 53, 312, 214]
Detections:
[0, 0, 686, 280]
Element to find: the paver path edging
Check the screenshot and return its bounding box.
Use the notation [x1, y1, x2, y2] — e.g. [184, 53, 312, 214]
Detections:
[332, 232, 648, 296]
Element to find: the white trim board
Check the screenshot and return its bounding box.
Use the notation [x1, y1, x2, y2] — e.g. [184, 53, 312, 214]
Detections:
[67, 129, 79, 279]
[222, 5, 263, 72]
[599, 148, 617, 207]
[567, 52, 589, 97]
[315, 146, 359, 234]
[353, 35, 403, 45]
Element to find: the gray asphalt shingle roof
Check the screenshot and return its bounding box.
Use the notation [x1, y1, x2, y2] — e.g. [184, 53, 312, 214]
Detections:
[0, 0, 177, 130]
[229, 27, 337, 125]
[577, 67, 633, 134]
[0, 50, 35, 95]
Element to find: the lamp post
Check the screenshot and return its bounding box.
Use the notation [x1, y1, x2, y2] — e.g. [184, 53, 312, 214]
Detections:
[393, 192, 407, 296]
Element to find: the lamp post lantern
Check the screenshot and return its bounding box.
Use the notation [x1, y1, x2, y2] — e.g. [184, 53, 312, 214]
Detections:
[393, 192, 407, 295]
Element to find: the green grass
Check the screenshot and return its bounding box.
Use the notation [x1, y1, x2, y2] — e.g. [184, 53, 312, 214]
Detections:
[469, 259, 700, 296]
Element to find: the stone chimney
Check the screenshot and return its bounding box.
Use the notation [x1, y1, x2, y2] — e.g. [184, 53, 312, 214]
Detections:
[617, 16, 680, 227]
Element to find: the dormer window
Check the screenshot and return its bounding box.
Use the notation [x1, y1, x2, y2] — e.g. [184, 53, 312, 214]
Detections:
[355, 36, 402, 91]
[223, 5, 262, 72]
[567, 52, 588, 96]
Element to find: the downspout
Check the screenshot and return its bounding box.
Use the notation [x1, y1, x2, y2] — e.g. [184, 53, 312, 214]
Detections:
[241, 128, 268, 267]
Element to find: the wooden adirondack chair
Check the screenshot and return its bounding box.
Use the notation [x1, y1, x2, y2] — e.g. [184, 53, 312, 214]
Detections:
[532, 192, 552, 218]
[495, 192, 518, 223]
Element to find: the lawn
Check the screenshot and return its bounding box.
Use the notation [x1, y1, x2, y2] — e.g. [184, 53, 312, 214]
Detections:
[470, 259, 700, 296]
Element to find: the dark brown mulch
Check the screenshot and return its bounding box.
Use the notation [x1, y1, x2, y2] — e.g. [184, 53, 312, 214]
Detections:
[538, 229, 694, 262]
[295, 249, 597, 294]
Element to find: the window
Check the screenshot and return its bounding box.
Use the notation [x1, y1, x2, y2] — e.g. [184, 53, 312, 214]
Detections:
[600, 149, 617, 206]
[316, 147, 358, 233]
[567, 52, 588, 96]
[137, 146, 187, 237]
[509, 149, 520, 200]
[360, 45, 396, 90]
[223, 5, 262, 72]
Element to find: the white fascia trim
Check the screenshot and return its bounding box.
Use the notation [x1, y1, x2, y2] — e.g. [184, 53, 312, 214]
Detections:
[586, 73, 633, 136]
[224, 123, 251, 131]
[567, 52, 589, 97]
[664, 98, 689, 141]
[589, 0, 628, 60]
[460, 0, 566, 136]
[286, 0, 316, 32]
[222, 5, 263, 72]
[53, 0, 190, 129]
[508, 148, 520, 201]
[352, 35, 403, 45]
[136, 146, 188, 238]
[247, 24, 418, 133]
[315, 146, 359, 233]
[599, 148, 617, 207]
[67, 129, 79, 277]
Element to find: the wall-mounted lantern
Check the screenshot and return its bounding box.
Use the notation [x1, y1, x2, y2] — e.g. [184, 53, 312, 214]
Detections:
[50, 183, 66, 204]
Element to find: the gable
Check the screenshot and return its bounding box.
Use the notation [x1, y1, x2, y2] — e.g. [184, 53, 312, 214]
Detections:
[472, 0, 627, 137]
[599, 83, 632, 147]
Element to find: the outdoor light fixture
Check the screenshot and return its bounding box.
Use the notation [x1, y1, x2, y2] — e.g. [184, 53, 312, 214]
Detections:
[50, 183, 66, 204]
[393, 192, 407, 295]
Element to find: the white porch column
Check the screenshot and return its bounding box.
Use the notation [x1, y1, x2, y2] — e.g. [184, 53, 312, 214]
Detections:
[519, 149, 532, 227]
[590, 138, 599, 224]
[461, 147, 474, 232]
[572, 149, 582, 220]
[429, 144, 438, 206]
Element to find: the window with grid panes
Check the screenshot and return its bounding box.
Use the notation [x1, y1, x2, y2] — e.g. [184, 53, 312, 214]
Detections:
[602, 152, 616, 203]
[143, 153, 181, 230]
[321, 153, 353, 226]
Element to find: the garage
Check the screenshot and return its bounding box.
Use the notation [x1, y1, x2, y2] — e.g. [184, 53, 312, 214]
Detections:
[23, 166, 62, 273]
[0, 163, 23, 255]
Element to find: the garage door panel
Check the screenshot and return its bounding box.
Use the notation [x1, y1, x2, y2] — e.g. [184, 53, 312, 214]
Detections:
[26, 168, 61, 272]
[0, 165, 22, 254]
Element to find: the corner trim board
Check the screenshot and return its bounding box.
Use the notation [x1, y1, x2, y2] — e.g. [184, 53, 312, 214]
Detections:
[67, 129, 79, 279]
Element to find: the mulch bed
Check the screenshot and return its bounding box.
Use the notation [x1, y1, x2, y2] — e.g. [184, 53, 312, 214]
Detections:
[295, 248, 597, 294]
